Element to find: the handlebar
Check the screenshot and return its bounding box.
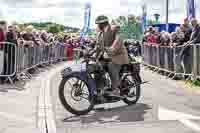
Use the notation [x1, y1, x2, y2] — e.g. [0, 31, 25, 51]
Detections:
[81, 45, 112, 64]
[83, 51, 112, 63]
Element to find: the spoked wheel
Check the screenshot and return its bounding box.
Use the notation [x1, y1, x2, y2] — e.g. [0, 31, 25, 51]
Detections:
[59, 73, 94, 115]
[121, 74, 141, 105]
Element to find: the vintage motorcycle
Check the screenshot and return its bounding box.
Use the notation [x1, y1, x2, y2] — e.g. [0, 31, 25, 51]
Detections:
[59, 48, 142, 116]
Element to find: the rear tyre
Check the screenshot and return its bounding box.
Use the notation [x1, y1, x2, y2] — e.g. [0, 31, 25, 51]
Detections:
[122, 75, 141, 105]
[59, 72, 95, 115]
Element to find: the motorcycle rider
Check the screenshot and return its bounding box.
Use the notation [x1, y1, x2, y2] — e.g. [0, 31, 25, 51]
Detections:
[90, 15, 129, 96]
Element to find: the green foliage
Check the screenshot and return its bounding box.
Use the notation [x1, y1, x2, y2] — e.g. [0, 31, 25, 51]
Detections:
[47, 24, 60, 34]
[114, 15, 143, 40]
[147, 20, 160, 25]
[116, 16, 127, 25]
[128, 15, 137, 24]
[18, 22, 80, 34]
[186, 80, 200, 87]
[88, 30, 97, 38]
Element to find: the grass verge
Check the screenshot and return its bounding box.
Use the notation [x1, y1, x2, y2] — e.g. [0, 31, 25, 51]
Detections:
[186, 79, 200, 87]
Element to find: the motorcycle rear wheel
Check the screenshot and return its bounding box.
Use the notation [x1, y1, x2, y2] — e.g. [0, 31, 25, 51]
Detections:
[122, 75, 141, 105]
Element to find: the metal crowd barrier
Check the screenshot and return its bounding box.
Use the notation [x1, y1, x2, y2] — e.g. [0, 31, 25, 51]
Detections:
[0, 42, 17, 83]
[141, 43, 199, 79]
[0, 42, 71, 84]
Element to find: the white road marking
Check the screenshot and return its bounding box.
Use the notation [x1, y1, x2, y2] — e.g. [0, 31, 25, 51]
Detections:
[45, 74, 57, 133]
[158, 106, 200, 131]
[38, 62, 73, 133]
[158, 106, 200, 120]
[37, 74, 47, 133]
[180, 119, 200, 132]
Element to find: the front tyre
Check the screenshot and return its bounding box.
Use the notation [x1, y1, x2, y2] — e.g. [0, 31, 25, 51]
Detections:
[59, 73, 94, 115]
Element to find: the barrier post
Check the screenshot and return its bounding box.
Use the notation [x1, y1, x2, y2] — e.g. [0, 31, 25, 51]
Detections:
[193, 44, 197, 80]
[197, 45, 200, 76]
[164, 47, 169, 71]
[156, 45, 160, 68]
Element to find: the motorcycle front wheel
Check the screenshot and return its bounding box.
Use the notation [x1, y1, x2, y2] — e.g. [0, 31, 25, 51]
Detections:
[59, 72, 95, 116]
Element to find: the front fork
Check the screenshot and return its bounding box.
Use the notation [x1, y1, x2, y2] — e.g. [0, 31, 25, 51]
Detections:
[133, 73, 142, 84]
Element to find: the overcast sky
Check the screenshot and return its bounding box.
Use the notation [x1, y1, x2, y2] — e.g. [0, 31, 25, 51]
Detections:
[0, 0, 200, 28]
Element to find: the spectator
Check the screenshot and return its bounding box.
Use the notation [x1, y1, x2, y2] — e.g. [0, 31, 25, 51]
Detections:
[17, 36, 24, 47]
[0, 21, 7, 83]
[147, 31, 157, 44]
[154, 27, 161, 44]
[65, 39, 73, 60]
[180, 18, 200, 68]
[73, 39, 80, 48]
[22, 25, 35, 47]
[40, 30, 48, 46]
[188, 18, 200, 44]
[170, 32, 177, 45]
[14, 25, 21, 38]
[6, 25, 18, 45]
[182, 18, 192, 42]
[64, 35, 70, 41]
[160, 31, 170, 46]
[143, 27, 159, 45]
[34, 32, 42, 46]
[0, 21, 7, 49]
[5, 25, 17, 76]
[171, 26, 185, 47]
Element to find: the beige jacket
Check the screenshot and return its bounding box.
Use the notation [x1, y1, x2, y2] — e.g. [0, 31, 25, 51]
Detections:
[96, 26, 129, 65]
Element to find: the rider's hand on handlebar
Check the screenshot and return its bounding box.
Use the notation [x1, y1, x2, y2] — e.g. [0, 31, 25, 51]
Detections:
[82, 49, 88, 56]
[104, 47, 113, 56]
[83, 49, 95, 59]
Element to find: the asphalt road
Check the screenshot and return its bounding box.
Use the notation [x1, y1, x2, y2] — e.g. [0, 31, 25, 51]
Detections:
[50, 65, 200, 133]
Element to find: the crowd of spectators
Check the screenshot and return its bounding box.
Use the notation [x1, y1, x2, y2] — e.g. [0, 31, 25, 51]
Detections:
[0, 20, 96, 83]
[0, 20, 97, 59]
[143, 18, 200, 47]
[0, 20, 95, 49]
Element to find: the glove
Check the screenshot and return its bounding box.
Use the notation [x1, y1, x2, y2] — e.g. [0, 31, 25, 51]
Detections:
[82, 49, 90, 58]
[106, 47, 114, 56]
[103, 52, 109, 59]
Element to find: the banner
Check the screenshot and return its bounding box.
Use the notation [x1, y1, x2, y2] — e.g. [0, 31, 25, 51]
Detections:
[187, 0, 195, 20]
[80, 3, 91, 41]
[142, 4, 147, 33]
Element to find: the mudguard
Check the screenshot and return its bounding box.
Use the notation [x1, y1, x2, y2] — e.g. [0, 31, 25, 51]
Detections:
[61, 67, 73, 77]
[61, 67, 97, 96]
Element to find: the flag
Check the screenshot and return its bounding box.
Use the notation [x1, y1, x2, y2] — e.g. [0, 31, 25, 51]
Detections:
[187, 0, 195, 20]
[142, 4, 147, 33]
[80, 3, 91, 41]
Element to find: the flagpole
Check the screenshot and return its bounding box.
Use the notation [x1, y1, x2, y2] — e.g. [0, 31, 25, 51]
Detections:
[142, 4, 147, 33]
[187, 0, 196, 20]
[166, 0, 169, 32]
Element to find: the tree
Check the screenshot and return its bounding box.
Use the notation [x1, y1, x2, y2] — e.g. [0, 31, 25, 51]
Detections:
[88, 29, 96, 38]
[147, 20, 159, 25]
[60, 25, 65, 32]
[47, 24, 60, 34]
[116, 16, 127, 25]
[128, 14, 136, 24]
[16, 22, 80, 36]
[114, 15, 143, 40]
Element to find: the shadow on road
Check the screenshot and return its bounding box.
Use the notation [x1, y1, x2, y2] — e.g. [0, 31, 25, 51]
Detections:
[0, 81, 27, 92]
[63, 103, 151, 124]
